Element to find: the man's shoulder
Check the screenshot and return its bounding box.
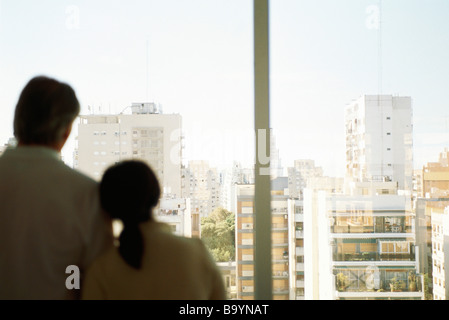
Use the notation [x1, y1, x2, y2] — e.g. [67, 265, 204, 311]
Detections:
[56, 163, 98, 187]
[0, 147, 97, 184]
[56, 162, 94, 180]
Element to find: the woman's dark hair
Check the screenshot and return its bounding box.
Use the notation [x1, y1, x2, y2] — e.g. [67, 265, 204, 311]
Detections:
[13, 76, 80, 145]
[100, 160, 161, 269]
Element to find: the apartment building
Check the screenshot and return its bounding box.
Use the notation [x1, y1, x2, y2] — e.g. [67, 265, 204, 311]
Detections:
[301, 94, 424, 299]
[220, 162, 255, 213]
[421, 148, 449, 198]
[302, 177, 344, 300]
[286, 165, 344, 300]
[305, 191, 424, 300]
[182, 160, 221, 219]
[234, 178, 290, 300]
[217, 261, 237, 299]
[270, 132, 283, 179]
[345, 95, 413, 192]
[156, 197, 192, 238]
[287, 159, 323, 199]
[74, 103, 183, 198]
[110, 196, 193, 239]
[414, 149, 449, 299]
[287, 198, 305, 299]
[430, 208, 449, 300]
[413, 169, 423, 201]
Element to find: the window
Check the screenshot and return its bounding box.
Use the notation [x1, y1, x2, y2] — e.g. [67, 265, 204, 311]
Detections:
[2, 0, 447, 301]
[380, 241, 410, 254]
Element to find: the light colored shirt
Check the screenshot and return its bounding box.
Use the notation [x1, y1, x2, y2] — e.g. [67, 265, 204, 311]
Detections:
[0, 146, 113, 299]
[82, 220, 226, 300]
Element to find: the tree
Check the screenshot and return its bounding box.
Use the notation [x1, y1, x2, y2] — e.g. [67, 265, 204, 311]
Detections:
[423, 273, 433, 300]
[200, 208, 235, 262]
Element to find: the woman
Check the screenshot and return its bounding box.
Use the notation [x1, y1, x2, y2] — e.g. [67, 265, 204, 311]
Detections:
[82, 160, 226, 300]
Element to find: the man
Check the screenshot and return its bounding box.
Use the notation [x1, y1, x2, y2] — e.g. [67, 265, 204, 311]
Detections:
[0, 76, 113, 299]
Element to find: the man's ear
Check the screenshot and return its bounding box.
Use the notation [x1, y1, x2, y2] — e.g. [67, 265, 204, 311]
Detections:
[62, 123, 72, 142]
[55, 123, 73, 151]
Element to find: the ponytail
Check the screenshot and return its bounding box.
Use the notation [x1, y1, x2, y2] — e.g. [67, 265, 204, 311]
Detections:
[99, 160, 161, 270]
[118, 222, 144, 269]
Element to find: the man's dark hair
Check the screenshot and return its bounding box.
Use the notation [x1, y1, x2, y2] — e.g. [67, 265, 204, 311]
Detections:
[13, 76, 80, 145]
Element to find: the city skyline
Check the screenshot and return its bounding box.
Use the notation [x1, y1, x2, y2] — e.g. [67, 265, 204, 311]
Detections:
[1, 1, 449, 177]
[2, 0, 449, 302]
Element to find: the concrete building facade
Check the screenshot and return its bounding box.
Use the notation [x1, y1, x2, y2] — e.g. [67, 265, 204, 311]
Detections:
[182, 160, 221, 219]
[345, 95, 413, 192]
[75, 102, 183, 198]
[305, 192, 424, 300]
[422, 148, 449, 199]
[234, 180, 290, 300]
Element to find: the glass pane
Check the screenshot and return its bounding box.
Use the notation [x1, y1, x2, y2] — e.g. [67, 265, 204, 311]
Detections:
[270, 0, 447, 300]
[0, 0, 254, 301]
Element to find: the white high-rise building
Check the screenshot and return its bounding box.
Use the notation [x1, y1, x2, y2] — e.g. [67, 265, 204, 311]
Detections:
[287, 159, 324, 199]
[345, 95, 413, 192]
[304, 191, 424, 300]
[75, 103, 183, 198]
[270, 131, 283, 179]
[431, 207, 449, 300]
[182, 160, 221, 219]
[303, 94, 423, 300]
[156, 197, 192, 238]
[220, 162, 254, 213]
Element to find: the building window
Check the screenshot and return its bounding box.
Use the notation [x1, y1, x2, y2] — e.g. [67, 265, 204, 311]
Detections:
[3, 0, 446, 301]
[380, 241, 410, 254]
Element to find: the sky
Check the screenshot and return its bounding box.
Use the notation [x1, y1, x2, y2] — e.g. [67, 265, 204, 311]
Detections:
[1, 0, 449, 178]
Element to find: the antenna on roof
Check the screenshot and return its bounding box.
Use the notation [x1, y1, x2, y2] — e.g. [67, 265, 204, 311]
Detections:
[146, 37, 150, 102]
[378, 0, 382, 98]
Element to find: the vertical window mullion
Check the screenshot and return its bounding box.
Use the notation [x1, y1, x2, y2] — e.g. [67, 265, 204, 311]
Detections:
[254, 0, 272, 300]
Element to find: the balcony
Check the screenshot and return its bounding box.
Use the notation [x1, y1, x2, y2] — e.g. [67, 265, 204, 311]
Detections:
[272, 271, 289, 279]
[271, 208, 288, 215]
[335, 271, 424, 299]
[296, 263, 305, 272]
[272, 287, 289, 295]
[272, 254, 288, 263]
[272, 239, 288, 247]
[333, 252, 415, 262]
[296, 280, 305, 288]
[272, 223, 288, 231]
[336, 281, 422, 295]
[331, 216, 413, 235]
[336, 290, 424, 299]
[331, 225, 412, 234]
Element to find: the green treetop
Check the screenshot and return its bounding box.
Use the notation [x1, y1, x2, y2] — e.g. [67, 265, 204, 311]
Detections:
[200, 207, 235, 262]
